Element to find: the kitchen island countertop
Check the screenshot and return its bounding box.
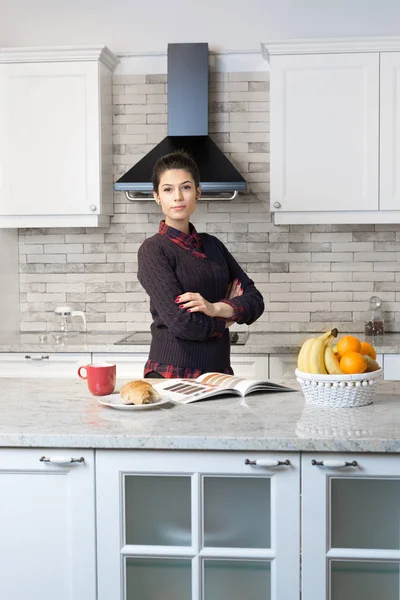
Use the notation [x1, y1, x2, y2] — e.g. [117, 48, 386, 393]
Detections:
[2, 331, 400, 355]
[1, 377, 400, 452]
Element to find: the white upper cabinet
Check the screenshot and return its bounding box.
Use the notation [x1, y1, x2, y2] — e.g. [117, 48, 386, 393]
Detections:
[263, 37, 400, 224]
[0, 46, 118, 228]
[380, 52, 400, 211]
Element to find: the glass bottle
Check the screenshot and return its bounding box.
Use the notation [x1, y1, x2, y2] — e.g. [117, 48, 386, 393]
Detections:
[364, 296, 385, 336]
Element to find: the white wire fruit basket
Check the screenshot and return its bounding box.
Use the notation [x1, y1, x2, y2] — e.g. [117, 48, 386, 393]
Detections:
[295, 368, 383, 408]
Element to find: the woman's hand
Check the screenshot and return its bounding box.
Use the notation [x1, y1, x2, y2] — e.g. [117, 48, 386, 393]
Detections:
[226, 278, 243, 300]
[176, 293, 234, 319]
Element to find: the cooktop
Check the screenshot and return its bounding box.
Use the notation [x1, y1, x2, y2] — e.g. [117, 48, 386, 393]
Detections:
[114, 331, 249, 345]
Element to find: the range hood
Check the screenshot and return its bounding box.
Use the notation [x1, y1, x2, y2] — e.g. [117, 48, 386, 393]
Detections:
[114, 43, 247, 200]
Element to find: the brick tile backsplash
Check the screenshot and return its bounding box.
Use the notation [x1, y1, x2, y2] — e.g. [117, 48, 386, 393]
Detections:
[17, 70, 400, 333]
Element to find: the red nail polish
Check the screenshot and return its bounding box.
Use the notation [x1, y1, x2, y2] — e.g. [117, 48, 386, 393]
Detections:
[176, 296, 181, 301]
[187, 309, 191, 312]
[179, 304, 184, 308]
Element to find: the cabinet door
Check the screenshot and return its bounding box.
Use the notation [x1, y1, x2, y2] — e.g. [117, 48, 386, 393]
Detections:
[271, 53, 379, 214]
[380, 52, 400, 210]
[302, 453, 400, 600]
[268, 353, 297, 380]
[382, 354, 400, 380]
[0, 448, 96, 600]
[230, 354, 269, 379]
[96, 450, 300, 600]
[0, 61, 99, 217]
[0, 352, 90, 377]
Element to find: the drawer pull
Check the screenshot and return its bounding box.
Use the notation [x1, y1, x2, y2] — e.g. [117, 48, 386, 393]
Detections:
[25, 355, 49, 361]
[311, 459, 358, 468]
[245, 459, 290, 467]
[40, 456, 85, 465]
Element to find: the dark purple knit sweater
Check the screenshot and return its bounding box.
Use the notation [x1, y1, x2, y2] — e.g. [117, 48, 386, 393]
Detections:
[137, 232, 264, 373]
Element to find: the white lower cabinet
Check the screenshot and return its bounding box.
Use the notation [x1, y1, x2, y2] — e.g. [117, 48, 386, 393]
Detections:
[269, 353, 297, 380]
[96, 450, 300, 600]
[92, 353, 269, 380]
[92, 352, 148, 378]
[302, 453, 400, 600]
[0, 352, 90, 377]
[0, 448, 96, 600]
[231, 354, 269, 378]
[382, 354, 400, 380]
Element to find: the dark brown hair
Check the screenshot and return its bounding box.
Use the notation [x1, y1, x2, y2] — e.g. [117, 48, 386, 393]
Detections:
[152, 150, 200, 193]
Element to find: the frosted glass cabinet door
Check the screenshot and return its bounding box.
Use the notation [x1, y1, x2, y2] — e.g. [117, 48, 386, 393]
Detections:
[331, 478, 400, 549]
[203, 476, 271, 548]
[126, 557, 191, 600]
[330, 561, 399, 600]
[302, 454, 400, 600]
[125, 475, 191, 546]
[203, 559, 271, 600]
[96, 450, 300, 600]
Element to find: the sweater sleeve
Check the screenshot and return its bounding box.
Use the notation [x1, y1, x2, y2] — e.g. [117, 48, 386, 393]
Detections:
[213, 237, 265, 325]
[138, 241, 226, 342]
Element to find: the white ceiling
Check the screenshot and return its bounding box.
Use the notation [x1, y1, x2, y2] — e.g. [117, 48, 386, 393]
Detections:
[1, 0, 400, 54]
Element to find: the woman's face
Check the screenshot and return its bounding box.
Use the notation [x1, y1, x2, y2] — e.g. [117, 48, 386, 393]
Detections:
[154, 169, 200, 230]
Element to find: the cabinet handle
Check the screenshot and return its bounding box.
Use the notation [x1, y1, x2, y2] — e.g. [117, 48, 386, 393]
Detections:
[40, 456, 85, 465]
[273, 202, 281, 209]
[90, 204, 97, 212]
[245, 459, 290, 467]
[25, 355, 49, 361]
[311, 459, 358, 468]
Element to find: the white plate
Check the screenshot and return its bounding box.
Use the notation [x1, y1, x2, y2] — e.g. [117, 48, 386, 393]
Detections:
[97, 394, 171, 411]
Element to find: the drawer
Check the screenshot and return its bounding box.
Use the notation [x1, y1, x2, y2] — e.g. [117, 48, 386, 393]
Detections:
[0, 353, 90, 377]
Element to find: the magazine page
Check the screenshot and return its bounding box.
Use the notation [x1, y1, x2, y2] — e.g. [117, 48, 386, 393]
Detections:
[152, 378, 240, 404]
[196, 373, 294, 396]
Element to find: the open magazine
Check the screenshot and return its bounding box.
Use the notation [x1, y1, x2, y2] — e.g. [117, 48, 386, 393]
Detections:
[152, 372, 295, 404]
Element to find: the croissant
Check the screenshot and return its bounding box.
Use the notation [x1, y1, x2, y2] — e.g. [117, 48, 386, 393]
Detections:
[120, 380, 161, 405]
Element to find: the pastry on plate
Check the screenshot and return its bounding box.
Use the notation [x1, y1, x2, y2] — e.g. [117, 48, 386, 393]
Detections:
[120, 380, 161, 405]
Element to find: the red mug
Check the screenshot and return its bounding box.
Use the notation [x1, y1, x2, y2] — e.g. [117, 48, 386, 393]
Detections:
[78, 363, 116, 396]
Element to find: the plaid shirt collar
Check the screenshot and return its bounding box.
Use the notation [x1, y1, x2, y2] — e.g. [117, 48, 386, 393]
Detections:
[158, 220, 206, 259]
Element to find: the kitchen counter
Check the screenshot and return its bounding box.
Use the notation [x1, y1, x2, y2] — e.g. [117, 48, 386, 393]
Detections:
[1, 331, 400, 355]
[2, 377, 400, 452]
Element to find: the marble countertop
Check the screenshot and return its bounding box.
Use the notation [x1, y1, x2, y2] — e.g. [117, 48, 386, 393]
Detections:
[2, 377, 400, 452]
[1, 332, 400, 355]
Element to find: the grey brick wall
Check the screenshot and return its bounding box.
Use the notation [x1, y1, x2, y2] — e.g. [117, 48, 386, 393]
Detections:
[18, 71, 400, 334]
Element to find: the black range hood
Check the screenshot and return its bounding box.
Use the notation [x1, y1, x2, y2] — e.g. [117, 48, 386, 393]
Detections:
[114, 43, 247, 199]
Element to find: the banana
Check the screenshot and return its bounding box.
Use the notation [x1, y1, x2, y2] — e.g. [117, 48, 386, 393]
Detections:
[363, 355, 380, 372]
[308, 336, 329, 374]
[308, 329, 339, 375]
[297, 337, 316, 372]
[297, 329, 339, 374]
[324, 337, 343, 375]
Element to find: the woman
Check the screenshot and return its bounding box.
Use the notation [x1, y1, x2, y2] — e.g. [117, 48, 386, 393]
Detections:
[137, 150, 264, 378]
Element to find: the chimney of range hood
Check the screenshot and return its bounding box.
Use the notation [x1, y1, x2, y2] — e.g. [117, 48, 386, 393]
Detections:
[167, 43, 208, 136]
[114, 42, 248, 199]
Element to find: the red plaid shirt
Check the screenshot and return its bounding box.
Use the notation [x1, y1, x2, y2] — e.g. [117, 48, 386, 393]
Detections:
[144, 220, 240, 379]
[158, 219, 206, 258]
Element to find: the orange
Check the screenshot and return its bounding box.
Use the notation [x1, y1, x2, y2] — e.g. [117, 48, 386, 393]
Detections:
[336, 335, 362, 357]
[360, 341, 377, 361]
[340, 351, 367, 375]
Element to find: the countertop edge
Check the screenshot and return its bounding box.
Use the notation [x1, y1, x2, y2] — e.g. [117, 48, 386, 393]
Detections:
[1, 434, 400, 453]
